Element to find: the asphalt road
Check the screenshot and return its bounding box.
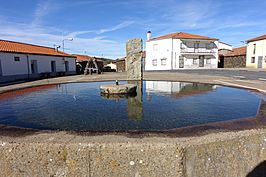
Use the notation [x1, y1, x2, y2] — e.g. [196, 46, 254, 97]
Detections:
[147, 69, 266, 81]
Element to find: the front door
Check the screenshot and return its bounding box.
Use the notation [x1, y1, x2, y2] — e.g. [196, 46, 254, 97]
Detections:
[51, 61, 56, 72]
[199, 56, 204, 67]
[179, 56, 184, 68]
[31, 60, 38, 74]
[65, 61, 69, 72]
[258, 56, 263, 68]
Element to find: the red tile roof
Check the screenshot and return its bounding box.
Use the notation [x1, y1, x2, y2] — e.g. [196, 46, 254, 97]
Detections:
[74, 54, 103, 62]
[247, 34, 266, 42]
[0, 39, 74, 57]
[149, 32, 218, 41]
[224, 46, 246, 57]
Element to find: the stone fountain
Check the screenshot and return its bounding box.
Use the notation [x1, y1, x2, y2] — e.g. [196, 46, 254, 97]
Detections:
[100, 38, 143, 95]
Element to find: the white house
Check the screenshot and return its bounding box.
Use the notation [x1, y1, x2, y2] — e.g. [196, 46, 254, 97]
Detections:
[145, 31, 219, 70]
[0, 39, 76, 83]
[218, 41, 233, 51]
[246, 34, 266, 69]
[107, 62, 117, 71]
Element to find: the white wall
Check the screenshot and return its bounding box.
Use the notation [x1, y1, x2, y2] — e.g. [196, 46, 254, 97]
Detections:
[246, 39, 266, 69]
[145, 39, 173, 70]
[107, 63, 117, 70]
[218, 42, 233, 51]
[0, 52, 76, 76]
[145, 38, 218, 70]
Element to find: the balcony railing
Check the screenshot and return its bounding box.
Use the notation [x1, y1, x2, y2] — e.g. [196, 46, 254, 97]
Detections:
[181, 48, 216, 54]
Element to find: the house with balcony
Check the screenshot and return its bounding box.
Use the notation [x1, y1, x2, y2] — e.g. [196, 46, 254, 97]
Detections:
[246, 34, 266, 69]
[145, 31, 219, 70]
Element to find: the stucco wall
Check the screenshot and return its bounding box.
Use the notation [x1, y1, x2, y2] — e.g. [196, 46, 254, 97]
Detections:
[218, 42, 233, 50]
[246, 39, 266, 69]
[0, 52, 76, 77]
[145, 39, 218, 70]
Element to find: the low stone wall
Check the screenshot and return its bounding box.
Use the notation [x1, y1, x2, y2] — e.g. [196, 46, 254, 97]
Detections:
[224, 55, 246, 68]
[0, 129, 266, 177]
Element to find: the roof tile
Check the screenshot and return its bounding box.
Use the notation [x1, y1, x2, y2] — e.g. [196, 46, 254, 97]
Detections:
[0, 39, 73, 57]
[149, 32, 218, 41]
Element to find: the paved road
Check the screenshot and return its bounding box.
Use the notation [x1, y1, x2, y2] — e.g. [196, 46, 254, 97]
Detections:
[147, 69, 266, 81]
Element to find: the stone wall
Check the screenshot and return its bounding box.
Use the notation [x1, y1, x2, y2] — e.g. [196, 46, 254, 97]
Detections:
[1, 129, 266, 177]
[224, 55, 246, 68]
[116, 59, 126, 72]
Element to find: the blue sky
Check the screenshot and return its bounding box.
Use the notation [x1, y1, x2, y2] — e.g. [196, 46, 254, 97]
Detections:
[0, 0, 266, 59]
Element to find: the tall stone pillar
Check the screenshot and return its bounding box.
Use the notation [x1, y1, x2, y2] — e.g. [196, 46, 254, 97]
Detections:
[126, 38, 143, 80]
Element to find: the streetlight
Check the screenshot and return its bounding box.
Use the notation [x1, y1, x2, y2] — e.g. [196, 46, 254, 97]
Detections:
[62, 38, 73, 52]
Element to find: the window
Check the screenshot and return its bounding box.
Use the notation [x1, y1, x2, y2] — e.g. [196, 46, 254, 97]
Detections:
[193, 58, 198, 65]
[206, 43, 211, 49]
[152, 59, 157, 66]
[206, 58, 211, 64]
[161, 58, 167, 66]
[253, 44, 256, 54]
[251, 57, 255, 63]
[14, 56, 20, 61]
[153, 44, 158, 51]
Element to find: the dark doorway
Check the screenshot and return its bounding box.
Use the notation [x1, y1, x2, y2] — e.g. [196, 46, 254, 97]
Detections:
[31, 60, 38, 74]
[65, 61, 69, 72]
[218, 56, 224, 68]
[199, 55, 204, 67]
[51, 61, 56, 72]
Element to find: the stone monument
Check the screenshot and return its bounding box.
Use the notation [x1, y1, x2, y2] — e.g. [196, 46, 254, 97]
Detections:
[100, 38, 143, 95]
[126, 38, 143, 81]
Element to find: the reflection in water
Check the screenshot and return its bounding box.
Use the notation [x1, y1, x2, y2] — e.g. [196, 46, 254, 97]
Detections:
[127, 81, 143, 120]
[101, 81, 143, 121]
[146, 81, 216, 100]
[0, 81, 261, 131]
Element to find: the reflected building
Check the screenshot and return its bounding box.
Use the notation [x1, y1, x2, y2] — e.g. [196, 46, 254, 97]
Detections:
[146, 81, 216, 99]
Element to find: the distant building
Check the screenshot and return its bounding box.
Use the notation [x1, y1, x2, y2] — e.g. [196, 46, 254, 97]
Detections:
[74, 54, 103, 74]
[246, 34, 266, 69]
[106, 62, 117, 71]
[0, 39, 76, 83]
[218, 42, 233, 68]
[223, 46, 246, 68]
[145, 31, 219, 70]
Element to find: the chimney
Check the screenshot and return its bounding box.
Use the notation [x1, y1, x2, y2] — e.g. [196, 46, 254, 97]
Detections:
[147, 31, 152, 41]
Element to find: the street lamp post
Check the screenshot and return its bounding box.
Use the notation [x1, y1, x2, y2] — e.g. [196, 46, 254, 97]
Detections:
[62, 38, 73, 52]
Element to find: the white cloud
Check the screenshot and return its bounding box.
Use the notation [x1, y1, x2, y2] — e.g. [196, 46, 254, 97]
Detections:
[65, 20, 135, 39]
[32, 1, 54, 26]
